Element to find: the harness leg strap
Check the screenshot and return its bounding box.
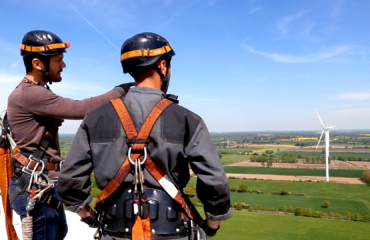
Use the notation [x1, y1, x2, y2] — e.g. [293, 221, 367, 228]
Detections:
[9, 172, 31, 204]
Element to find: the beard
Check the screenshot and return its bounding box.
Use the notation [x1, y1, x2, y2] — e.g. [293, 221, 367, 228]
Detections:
[49, 70, 62, 82]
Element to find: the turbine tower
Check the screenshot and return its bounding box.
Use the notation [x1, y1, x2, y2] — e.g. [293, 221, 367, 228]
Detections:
[314, 109, 335, 182]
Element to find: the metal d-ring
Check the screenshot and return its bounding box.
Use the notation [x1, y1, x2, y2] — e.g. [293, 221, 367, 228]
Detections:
[127, 147, 148, 165]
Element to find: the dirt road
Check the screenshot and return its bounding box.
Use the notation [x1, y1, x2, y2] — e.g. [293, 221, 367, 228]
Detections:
[225, 173, 366, 184]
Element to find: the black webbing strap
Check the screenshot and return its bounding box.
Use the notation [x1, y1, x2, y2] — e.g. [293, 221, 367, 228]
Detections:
[31, 120, 61, 161]
[9, 119, 62, 205]
[9, 173, 30, 204]
[39, 188, 63, 211]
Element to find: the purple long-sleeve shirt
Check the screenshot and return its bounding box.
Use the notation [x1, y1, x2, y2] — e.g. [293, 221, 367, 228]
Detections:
[7, 81, 123, 176]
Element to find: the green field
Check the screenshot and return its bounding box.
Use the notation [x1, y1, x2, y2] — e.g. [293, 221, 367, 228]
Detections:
[188, 178, 370, 213]
[218, 147, 293, 165]
[230, 193, 370, 215]
[274, 151, 370, 159]
[220, 155, 251, 165]
[213, 211, 370, 240]
[223, 166, 364, 178]
[225, 179, 370, 202]
[218, 147, 293, 154]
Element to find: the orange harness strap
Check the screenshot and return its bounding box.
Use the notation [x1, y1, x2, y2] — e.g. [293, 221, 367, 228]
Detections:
[95, 98, 174, 240]
[12, 146, 60, 171]
[0, 146, 20, 240]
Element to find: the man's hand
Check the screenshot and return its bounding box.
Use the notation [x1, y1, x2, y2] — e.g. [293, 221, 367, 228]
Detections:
[80, 211, 99, 228]
[78, 205, 99, 228]
[116, 82, 135, 93]
[200, 220, 220, 238]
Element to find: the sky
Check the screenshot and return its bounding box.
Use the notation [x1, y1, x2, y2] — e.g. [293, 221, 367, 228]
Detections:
[0, 0, 369, 133]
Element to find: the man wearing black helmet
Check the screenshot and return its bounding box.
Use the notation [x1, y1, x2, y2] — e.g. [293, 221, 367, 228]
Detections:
[58, 32, 232, 240]
[6, 30, 133, 240]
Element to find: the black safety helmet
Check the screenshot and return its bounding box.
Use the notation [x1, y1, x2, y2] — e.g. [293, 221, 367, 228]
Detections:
[120, 32, 175, 92]
[20, 30, 70, 83]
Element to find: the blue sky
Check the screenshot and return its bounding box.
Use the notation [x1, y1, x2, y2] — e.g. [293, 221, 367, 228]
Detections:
[0, 0, 369, 133]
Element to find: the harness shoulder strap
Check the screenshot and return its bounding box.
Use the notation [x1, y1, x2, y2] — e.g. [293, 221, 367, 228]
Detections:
[95, 98, 173, 209]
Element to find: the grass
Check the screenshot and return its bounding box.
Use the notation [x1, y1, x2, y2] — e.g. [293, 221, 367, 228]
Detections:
[230, 193, 370, 215]
[220, 155, 250, 165]
[223, 166, 365, 178]
[218, 147, 293, 154]
[274, 151, 370, 159]
[213, 210, 370, 240]
[188, 178, 370, 210]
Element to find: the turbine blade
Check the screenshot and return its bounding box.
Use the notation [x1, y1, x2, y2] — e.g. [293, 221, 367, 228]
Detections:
[314, 109, 325, 128]
[315, 130, 324, 151]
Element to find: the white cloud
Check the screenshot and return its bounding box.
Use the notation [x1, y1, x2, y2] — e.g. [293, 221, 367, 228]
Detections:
[0, 70, 23, 111]
[208, 0, 217, 6]
[242, 45, 356, 63]
[63, 0, 119, 50]
[11, 60, 21, 69]
[249, 7, 263, 14]
[334, 92, 370, 100]
[59, 119, 82, 134]
[276, 10, 310, 35]
[328, 0, 346, 18]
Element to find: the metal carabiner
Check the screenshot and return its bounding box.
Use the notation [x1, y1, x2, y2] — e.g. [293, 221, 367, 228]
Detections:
[134, 159, 139, 194]
[127, 147, 148, 165]
[138, 160, 145, 194]
[24, 157, 43, 192]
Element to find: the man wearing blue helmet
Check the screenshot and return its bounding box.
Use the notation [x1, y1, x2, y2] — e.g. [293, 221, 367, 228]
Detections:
[58, 32, 232, 240]
[5, 30, 133, 240]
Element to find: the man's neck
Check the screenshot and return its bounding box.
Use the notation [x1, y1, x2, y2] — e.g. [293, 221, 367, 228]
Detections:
[24, 72, 45, 85]
[135, 76, 162, 90]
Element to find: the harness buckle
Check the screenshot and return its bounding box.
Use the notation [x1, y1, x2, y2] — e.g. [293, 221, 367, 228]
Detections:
[22, 155, 43, 175]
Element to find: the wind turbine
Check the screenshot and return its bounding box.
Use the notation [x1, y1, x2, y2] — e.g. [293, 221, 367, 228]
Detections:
[314, 109, 335, 182]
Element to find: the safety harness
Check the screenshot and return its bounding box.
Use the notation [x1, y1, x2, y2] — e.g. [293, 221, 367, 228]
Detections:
[95, 97, 197, 239]
[0, 80, 63, 240]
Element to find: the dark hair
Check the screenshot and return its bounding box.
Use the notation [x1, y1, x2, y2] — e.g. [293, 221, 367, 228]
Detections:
[23, 54, 49, 73]
[130, 56, 171, 79]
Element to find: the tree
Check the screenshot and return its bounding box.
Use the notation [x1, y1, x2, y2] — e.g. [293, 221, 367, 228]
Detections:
[261, 161, 265, 167]
[218, 153, 223, 159]
[184, 186, 196, 197]
[238, 184, 248, 192]
[230, 185, 238, 192]
[267, 161, 273, 168]
[294, 207, 304, 216]
[265, 150, 274, 155]
[304, 208, 313, 217]
[323, 201, 331, 208]
[235, 202, 243, 211]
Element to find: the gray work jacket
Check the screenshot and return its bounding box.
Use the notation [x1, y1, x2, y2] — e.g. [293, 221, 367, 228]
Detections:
[58, 87, 232, 221]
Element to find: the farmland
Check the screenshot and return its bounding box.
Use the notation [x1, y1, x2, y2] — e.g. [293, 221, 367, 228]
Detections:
[212, 210, 370, 240]
[61, 131, 370, 240]
[223, 166, 364, 178]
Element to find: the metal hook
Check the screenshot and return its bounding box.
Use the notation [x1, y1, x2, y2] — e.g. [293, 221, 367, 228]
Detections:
[127, 147, 148, 165]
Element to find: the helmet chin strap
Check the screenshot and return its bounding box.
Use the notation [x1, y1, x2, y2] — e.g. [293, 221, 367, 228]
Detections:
[40, 70, 52, 85]
[39, 56, 52, 84]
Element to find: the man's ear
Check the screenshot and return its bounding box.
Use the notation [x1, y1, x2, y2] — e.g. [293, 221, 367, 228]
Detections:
[157, 58, 167, 76]
[32, 58, 45, 71]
